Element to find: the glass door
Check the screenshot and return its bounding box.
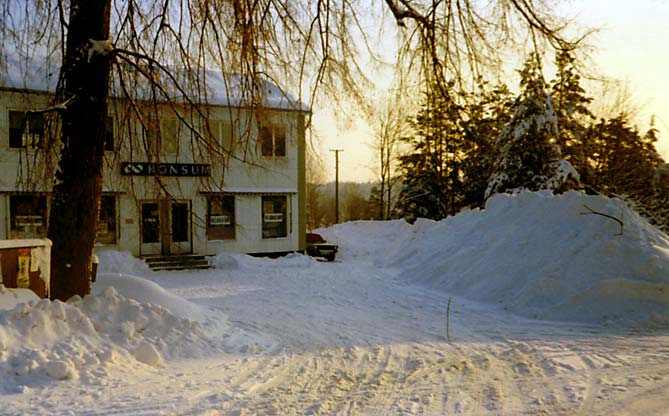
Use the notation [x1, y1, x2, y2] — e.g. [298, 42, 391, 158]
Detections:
[140, 201, 161, 256]
[169, 201, 192, 254]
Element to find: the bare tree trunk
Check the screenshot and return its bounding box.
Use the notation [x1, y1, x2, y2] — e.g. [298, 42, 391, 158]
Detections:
[48, 0, 112, 301]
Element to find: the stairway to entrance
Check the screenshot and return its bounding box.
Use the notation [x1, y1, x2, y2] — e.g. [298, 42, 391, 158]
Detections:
[143, 254, 212, 271]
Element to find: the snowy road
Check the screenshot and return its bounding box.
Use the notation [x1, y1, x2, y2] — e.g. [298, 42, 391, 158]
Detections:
[5, 253, 666, 416]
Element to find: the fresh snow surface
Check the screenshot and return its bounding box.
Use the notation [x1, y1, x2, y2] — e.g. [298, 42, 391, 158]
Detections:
[1, 190, 669, 415]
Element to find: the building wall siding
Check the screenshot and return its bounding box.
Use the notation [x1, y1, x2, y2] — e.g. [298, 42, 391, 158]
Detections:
[1, 89, 307, 258]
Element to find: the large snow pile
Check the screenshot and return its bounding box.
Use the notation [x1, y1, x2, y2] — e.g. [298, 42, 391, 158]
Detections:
[0, 278, 218, 392]
[319, 219, 417, 261]
[333, 191, 669, 325]
[93, 273, 208, 322]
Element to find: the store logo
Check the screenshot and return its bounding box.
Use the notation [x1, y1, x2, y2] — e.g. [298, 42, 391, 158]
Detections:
[121, 162, 211, 177]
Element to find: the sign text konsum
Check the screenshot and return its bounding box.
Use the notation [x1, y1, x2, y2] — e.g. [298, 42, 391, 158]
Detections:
[121, 162, 211, 177]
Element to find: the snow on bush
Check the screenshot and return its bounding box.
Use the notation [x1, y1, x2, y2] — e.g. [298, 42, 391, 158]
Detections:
[0, 285, 218, 389]
[543, 159, 580, 190]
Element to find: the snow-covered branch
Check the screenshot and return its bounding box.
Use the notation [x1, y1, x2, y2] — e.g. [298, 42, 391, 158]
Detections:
[87, 39, 114, 62]
[27, 95, 76, 114]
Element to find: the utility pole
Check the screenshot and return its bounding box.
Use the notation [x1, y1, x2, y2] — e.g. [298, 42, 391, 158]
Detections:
[330, 149, 343, 224]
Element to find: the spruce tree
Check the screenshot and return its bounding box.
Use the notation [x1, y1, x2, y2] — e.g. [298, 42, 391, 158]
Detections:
[486, 54, 579, 199]
[395, 84, 464, 220]
[588, 116, 661, 196]
[550, 50, 593, 181]
[460, 82, 514, 207]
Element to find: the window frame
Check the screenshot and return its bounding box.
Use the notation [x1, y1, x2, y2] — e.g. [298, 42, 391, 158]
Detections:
[259, 124, 286, 158]
[143, 115, 179, 156]
[9, 194, 48, 239]
[9, 110, 45, 149]
[207, 195, 236, 240]
[159, 118, 179, 155]
[261, 195, 288, 239]
[206, 119, 234, 152]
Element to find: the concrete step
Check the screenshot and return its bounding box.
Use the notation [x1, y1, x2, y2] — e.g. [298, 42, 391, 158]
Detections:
[143, 254, 212, 271]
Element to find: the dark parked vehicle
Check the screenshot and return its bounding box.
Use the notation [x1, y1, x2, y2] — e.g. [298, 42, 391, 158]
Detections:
[306, 233, 338, 262]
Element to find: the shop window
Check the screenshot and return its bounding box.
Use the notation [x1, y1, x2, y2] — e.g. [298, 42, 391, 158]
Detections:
[259, 124, 286, 157]
[9, 111, 44, 148]
[96, 195, 117, 245]
[262, 195, 287, 238]
[208, 195, 235, 240]
[9, 194, 47, 239]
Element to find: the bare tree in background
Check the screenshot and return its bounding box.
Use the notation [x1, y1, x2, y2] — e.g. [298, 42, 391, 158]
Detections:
[306, 144, 328, 230]
[0, 0, 585, 300]
[370, 94, 409, 219]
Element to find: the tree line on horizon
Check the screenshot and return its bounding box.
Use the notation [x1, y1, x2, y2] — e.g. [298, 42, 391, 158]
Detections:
[309, 51, 669, 232]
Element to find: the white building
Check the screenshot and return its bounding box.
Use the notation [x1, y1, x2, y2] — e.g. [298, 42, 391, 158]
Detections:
[0, 64, 308, 258]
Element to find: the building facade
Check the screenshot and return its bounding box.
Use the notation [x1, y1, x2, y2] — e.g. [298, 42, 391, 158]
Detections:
[0, 73, 308, 258]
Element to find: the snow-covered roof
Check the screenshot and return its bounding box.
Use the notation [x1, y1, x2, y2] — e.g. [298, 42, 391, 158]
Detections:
[0, 54, 309, 112]
[196, 70, 310, 112]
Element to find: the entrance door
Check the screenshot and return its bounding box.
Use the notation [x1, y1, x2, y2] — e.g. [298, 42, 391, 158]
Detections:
[169, 201, 191, 254]
[140, 201, 162, 255]
[140, 200, 192, 256]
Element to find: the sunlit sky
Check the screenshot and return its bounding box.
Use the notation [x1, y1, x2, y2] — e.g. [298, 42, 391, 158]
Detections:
[312, 0, 669, 183]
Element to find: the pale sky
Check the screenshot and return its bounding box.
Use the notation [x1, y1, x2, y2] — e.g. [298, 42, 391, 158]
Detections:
[313, 0, 669, 183]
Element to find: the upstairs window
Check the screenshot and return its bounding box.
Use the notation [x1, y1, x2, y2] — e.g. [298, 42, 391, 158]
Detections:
[259, 124, 286, 157]
[9, 194, 47, 239]
[9, 111, 44, 148]
[207, 195, 235, 240]
[159, 118, 179, 155]
[144, 116, 179, 155]
[206, 119, 234, 152]
[262, 195, 287, 238]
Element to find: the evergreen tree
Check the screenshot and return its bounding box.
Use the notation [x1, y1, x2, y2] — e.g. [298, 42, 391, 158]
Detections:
[366, 186, 384, 220]
[486, 54, 579, 199]
[460, 82, 514, 207]
[550, 50, 593, 181]
[640, 161, 669, 233]
[395, 85, 464, 220]
[587, 115, 660, 196]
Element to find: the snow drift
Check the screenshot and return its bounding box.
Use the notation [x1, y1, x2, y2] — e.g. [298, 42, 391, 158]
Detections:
[326, 191, 669, 325]
[0, 280, 219, 392]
